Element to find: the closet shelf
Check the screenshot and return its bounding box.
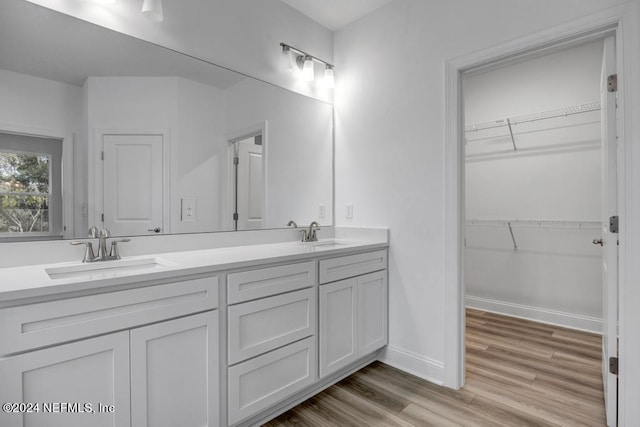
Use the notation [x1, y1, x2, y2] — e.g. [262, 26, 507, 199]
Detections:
[465, 101, 601, 134]
[466, 219, 601, 230]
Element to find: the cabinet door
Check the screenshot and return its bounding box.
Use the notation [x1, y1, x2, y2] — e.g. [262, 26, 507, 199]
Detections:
[357, 271, 388, 355]
[319, 278, 357, 378]
[130, 311, 219, 427]
[0, 332, 130, 427]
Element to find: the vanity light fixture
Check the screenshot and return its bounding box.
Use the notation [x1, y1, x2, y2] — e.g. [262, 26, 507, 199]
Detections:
[280, 42, 334, 87]
[141, 0, 163, 22]
[300, 55, 314, 81]
[324, 65, 335, 89]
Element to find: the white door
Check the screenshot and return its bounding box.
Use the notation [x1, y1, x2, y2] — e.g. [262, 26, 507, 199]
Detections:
[600, 34, 618, 427]
[130, 311, 219, 427]
[0, 332, 130, 427]
[103, 134, 164, 236]
[235, 137, 263, 230]
[357, 271, 388, 355]
[319, 278, 358, 378]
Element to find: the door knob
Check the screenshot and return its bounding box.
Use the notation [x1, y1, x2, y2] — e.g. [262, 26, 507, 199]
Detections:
[148, 227, 161, 233]
[593, 238, 603, 246]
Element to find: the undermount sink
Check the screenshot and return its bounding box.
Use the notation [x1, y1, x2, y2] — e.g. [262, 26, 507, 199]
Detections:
[300, 240, 350, 248]
[46, 257, 172, 280]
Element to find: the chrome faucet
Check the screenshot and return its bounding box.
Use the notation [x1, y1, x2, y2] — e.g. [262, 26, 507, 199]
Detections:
[70, 227, 130, 262]
[98, 228, 111, 260]
[300, 221, 320, 242]
[287, 220, 298, 228]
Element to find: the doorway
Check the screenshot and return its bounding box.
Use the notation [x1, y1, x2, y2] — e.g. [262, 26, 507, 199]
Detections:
[461, 36, 614, 425]
[445, 26, 621, 427]
[100, 133, 168, 236]
[230, 134, 264, 231]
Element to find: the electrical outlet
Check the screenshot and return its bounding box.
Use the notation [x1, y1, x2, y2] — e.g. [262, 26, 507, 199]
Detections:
[181, 198, 197, 222]
[318, 203, 325, 219]
[345, 203, 353, 219]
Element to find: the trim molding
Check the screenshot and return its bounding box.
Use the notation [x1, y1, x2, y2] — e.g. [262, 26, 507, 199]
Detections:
[378, 345, 444, 385]
[466, 295, 602, 334]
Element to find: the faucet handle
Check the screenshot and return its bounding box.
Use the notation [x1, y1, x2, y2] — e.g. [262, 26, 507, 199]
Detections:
[70, 240, 96, 262]
[88, 226, 99, 238]
[298, 229, 308, 242]
[109, 238, 131, 260]
[99, 228, 111, 238]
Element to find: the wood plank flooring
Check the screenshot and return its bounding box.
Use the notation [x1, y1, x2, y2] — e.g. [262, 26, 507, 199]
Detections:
[264, 309, 606, 426]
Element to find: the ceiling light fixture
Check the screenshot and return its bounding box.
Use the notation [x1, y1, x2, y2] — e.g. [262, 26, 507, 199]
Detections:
[141, 0, 163, 22]
[280, 42, 335, 87]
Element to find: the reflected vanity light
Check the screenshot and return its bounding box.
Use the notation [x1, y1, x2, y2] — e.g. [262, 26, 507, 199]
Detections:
[280, 42, 334, 88]
[84, 0, 163, 22]
[141, 0, 163, 22]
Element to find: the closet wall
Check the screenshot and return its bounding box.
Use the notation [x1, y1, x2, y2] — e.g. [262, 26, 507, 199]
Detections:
[464, 40, 604, 332]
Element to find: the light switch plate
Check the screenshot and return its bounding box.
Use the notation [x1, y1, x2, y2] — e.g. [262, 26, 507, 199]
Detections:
[181, 198, 197, 221]
[318, 203, 325, 219]
[345, 203, 353, 219]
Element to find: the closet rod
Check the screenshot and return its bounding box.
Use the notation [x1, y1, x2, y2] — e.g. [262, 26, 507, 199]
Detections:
[465, 219, 601, 230]
[465, 101, 601, 133]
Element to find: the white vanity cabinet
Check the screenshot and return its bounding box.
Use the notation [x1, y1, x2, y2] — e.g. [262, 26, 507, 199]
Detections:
[319, 250, 388, 378]
[0, 275, 220, 427]
[0, 331, 131, 427]
[0, 239, 389, 427]
[226, 261, 317, 425]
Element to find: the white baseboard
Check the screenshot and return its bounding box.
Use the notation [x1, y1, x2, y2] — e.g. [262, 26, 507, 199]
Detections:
[466, 295, 602, 334]
[378, 345, 444, 385]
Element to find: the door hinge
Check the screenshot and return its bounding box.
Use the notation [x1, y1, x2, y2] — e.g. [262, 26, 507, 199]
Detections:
[101, 151, 104, 160]
[609, 356, 619, 375]
[233, 157, 239, 165]
[101, 213, 104, 222]
[609, 216, 619, 233]
[607, 74, 617, 92]
[232, 213, 238, 221]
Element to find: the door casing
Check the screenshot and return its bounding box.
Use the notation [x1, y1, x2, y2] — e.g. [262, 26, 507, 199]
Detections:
[444, 4, 640, 424]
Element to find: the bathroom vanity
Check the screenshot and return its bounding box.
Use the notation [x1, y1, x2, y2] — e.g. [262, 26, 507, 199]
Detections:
[0, 237, 388, 427]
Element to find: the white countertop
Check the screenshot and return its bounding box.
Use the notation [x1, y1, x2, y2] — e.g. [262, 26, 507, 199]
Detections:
[0, 238, 388, 303]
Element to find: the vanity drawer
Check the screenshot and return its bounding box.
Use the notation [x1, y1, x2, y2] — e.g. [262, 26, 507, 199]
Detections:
[228, 337, 316, 425]
[227, 261, 316, 304]
[228, 288, 315, 365]
[319, 249, 387, 284]
[0, 276, 218, 355]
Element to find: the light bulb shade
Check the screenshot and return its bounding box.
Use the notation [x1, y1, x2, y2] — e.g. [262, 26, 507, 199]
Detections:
[282, 46, 294, 72]
[324, 66, 335, 88]
[142, 0, 163, 22]
[302, 56, 314, 81]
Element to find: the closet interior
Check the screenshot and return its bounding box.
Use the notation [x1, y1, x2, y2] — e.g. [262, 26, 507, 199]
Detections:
[463, 39, 605, 332]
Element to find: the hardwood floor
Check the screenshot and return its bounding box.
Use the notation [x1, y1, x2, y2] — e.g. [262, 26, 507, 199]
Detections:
[264, 309, 606, 426]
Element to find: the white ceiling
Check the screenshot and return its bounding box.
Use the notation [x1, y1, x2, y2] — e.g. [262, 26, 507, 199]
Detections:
[280, 0, 395, 31]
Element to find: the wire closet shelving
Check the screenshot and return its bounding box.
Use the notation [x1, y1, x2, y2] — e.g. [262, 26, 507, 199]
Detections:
[464, 101, 601, 150]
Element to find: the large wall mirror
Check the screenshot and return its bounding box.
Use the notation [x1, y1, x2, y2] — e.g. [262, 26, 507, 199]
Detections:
[0, 0, 333, 241]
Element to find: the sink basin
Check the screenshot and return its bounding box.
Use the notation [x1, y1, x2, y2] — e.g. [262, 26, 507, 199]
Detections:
[46, 257, 171, 280]
[300, 240, 350, 248]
